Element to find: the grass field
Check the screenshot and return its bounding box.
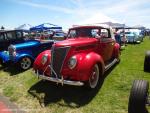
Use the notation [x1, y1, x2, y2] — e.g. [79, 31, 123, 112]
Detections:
[0, 37, 150, 113]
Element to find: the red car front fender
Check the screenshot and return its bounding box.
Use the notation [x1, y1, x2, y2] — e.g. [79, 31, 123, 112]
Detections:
[74, 52, 105, 80]
[33, 50, 51, 70]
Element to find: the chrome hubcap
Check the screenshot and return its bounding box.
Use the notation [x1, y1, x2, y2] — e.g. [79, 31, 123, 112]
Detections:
[20, 57, 31, 70]
[89, 64, 99, 88]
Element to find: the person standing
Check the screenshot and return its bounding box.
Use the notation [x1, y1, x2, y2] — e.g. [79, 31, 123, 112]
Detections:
[114, 29, 121, 46]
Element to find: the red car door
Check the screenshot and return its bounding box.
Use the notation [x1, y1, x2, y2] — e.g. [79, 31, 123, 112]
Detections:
[97, 28, 115, 63]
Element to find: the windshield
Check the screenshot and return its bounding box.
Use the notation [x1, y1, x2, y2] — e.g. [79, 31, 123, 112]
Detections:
[53, 32, 65, 37]
[125, 32, 135, 37]
[125, 32, 132, 34]
[67, 28, 101, 38]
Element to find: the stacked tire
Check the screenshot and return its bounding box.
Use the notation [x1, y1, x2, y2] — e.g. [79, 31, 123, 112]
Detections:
[128, 80, 149, 113]
[144, 51, 150, 72]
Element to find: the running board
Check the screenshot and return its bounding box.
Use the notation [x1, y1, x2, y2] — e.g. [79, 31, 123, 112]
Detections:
[104, 58, 118, 71]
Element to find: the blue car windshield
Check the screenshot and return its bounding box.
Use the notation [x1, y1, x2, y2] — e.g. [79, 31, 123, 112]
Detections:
[125, 32, 132, 34]
[125, 32, 135, 36]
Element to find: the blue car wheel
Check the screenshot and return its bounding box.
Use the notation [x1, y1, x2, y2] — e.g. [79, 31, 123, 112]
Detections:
[19, 57, 32, 70]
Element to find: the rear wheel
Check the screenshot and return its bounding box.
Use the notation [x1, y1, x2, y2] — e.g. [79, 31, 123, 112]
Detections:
[87, 64, 100, 89]
[128, 80, 149, 113]
[144, 51, 150, 72]
[19, 57, 32, 70]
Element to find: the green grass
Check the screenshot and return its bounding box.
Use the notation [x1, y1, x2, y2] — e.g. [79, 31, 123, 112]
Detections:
[0, 37, 150, 113]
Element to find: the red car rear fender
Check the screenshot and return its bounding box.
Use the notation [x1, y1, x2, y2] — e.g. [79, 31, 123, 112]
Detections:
[113, 43, 120, 58]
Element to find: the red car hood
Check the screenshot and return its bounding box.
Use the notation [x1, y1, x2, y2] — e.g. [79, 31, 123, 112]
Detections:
[54, 38, 98, 47]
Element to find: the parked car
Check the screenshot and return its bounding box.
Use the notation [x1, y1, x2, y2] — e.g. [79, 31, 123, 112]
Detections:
[125, 31, 142, 43]
[0, 40, 54, 70]
[33, 24, 120, 89]
[128, 80, 149, 113]
[0, 30, 29, 51]
[134, 31, 144, 42]
[144, 50, 150, 72]
[52, 31, 67, 41]
[130, 29, 144, 42]
[34, 30, 66, 41]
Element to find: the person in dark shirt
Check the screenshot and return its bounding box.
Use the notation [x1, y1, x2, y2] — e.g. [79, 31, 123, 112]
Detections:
[114, 29, 121, 46]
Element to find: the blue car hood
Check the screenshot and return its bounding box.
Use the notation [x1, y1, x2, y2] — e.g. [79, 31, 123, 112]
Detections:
[14, 40, 40, 49]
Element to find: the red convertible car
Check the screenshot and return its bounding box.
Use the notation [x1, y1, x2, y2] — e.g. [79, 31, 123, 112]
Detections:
[33, 24, 120, 89]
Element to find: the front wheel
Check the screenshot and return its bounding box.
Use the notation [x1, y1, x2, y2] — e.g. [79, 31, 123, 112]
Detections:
[19, 57, 33, 70]
[128, 80, 149, 113]
[87, 64, 100, 89]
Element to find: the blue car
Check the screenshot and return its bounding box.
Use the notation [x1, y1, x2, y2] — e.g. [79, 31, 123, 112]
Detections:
[125, 32, 142, 43]
[0, 30, 29, 51]
[0, 40, 54, 70]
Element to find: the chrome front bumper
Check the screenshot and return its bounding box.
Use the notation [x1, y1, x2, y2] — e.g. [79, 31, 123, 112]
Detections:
[33, 69, 84, 86]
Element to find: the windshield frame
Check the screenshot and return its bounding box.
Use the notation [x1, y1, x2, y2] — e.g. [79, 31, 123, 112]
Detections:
[67, 26, 111, 39]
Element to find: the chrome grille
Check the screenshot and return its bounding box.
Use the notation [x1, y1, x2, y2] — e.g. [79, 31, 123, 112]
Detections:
[51, 46, 70, 78]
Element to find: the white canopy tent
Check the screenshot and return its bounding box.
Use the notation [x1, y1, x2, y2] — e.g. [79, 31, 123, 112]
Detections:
[76, 13, 124, 28]
[15, 24, 32, 30]
[77, 13, 118, 25]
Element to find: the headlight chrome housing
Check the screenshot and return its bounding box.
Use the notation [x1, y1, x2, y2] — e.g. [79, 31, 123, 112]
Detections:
[68, 56, 77, 69]
[41, 54, 48, 65]
[8, 45, 16, 57]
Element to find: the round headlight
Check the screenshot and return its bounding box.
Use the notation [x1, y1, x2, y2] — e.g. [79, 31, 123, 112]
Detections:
[41, 54, 48, 65]
[68, 56, 77, 69]
[8, 45, 16, 57]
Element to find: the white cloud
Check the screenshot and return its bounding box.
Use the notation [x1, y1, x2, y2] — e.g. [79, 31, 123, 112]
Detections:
[12, 0, 150, 28]
[13, 0, 119, 28]
[97, 0, 150, 27]
[17, 0, 74, 14]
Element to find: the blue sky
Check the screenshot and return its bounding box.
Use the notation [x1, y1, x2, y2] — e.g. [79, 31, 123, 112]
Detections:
[1, 0, 150, 30]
